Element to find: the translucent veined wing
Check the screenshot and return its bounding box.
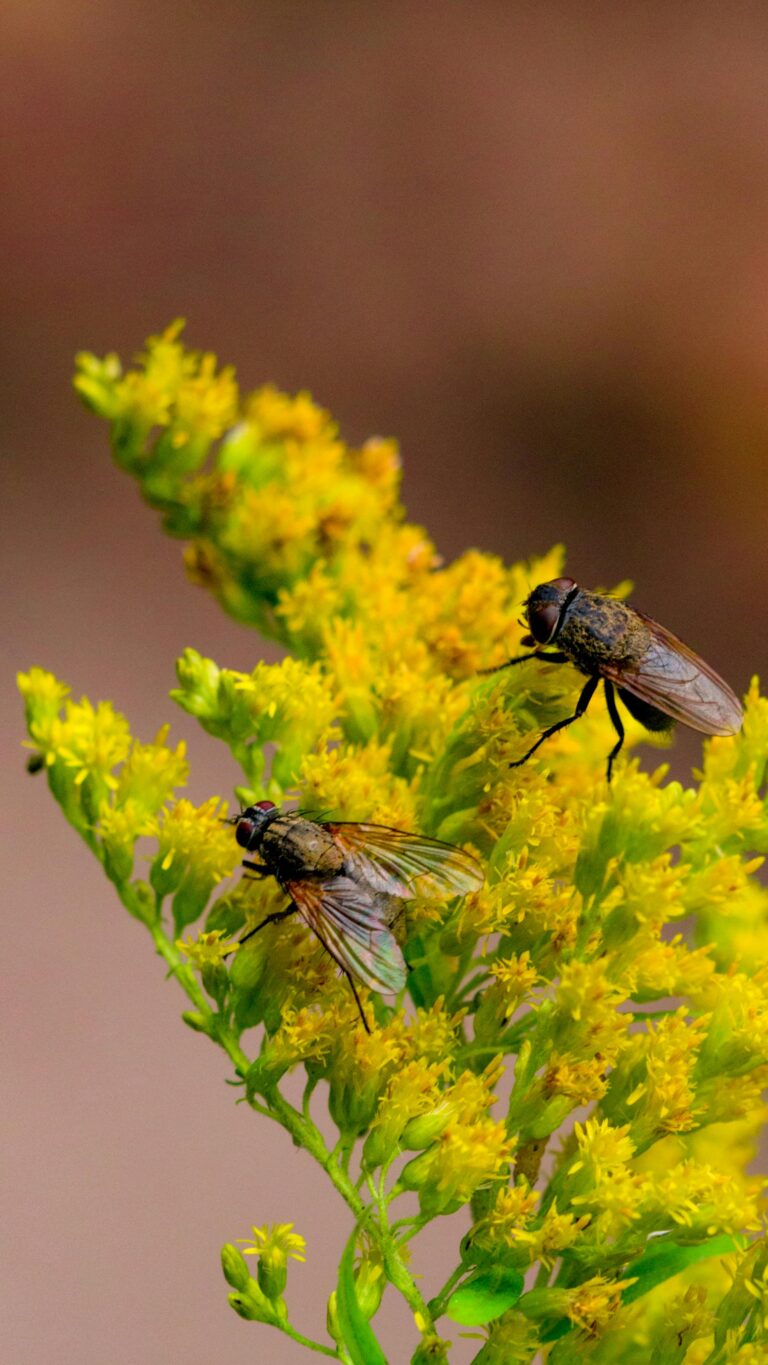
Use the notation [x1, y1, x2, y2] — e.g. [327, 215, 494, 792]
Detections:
[600, 610, 743, 736]
[323, 823, 484, 899]
[285, 876, 408, 994]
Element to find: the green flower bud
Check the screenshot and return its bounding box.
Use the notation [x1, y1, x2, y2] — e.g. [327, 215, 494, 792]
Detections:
[201, 960, 230, 1009]
[256, 1250, 288, 1302]
[120, 880, 157, 926]
[468, 1312, 540, 1364]
[516, 1287, 572, 1322]
[326, 1290, 343, 1348]
[172, 649, 222, 723]
[221, 1243, 251, 1291]
[354, 1258, 385, 1320]
[182, 1011, 214, 1035]
[410, 1332, 450, 1364]
[172, 871, 216, 933]
[399, 1147, 437, 1191]
[236, 1223, 306, 1309]
[328, 1077, 380, 1137]
[149, 850, 185, 900]
[401, 1105, 452, 1150]
[418, 1188, 464, 1218]
[227, 1285, 286, 1326]
[525, 1095, 573, 1142]
[361, 1126, 390, 1171]
[102, 842, 134, 887]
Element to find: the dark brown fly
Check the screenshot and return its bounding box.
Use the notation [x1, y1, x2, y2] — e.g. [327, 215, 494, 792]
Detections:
[487, 577, 743, 781]
[229, 801, 483, 1030]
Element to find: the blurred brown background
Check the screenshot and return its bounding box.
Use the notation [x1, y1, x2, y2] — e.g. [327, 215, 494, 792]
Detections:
[4, 3, 768, 1362]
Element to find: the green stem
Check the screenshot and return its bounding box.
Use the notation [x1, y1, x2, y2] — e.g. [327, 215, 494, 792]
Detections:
[149, 916, 212, 1015]
[279, 1323, 340, 1358]
[427, 1261, 468, 1319]
[147, 918, 436, 1341]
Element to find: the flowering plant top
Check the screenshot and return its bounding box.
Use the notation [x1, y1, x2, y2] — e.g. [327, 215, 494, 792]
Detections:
[18, 322, 768, 1361]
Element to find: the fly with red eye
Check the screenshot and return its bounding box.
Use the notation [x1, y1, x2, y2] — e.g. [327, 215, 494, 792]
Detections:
[484, 578, 743, 781]
[227, 802, 484, 1031]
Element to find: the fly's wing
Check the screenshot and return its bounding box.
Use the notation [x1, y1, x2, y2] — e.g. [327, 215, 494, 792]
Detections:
[323, 823, 484, 899]
[285, 876, 408, 994]
[600, 611, 743, 736]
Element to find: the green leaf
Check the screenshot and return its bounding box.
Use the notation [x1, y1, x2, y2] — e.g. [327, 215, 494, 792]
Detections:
[537, 1234, 747, 1345]
[621, 1234, 746, 1304]
[335, 1229, 387, 1365]
[445, 1267, 524, 1326]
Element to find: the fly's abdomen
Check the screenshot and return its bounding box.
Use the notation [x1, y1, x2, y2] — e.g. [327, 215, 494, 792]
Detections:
[617, 688, 674, 732]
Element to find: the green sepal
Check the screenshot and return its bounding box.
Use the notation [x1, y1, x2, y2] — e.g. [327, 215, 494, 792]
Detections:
[205, 894, 246, 937]
[201, 960, 230, 1009]
[118, 880, 157, 926]
[182, 1010, 215, 1036]
[172, 872, 215, 933]
[443, 1267, 524, 1326]
[335, 1228, 387, 1365]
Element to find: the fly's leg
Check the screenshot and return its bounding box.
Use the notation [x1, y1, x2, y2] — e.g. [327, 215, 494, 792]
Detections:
[510, 675, 599, 769]
[237, 904, 297, 947]
[479, 651, 568, 676]
[343, 970, 373, 1034]
[302, 917, 375, 1034]
[241, 860, 270, 875]
[603, 681, 625, 783]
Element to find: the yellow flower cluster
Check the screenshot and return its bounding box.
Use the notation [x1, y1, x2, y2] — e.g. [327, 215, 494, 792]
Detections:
[16, 325, 768, 1358]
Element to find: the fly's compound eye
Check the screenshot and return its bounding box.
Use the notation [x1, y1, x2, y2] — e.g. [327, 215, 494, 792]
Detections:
[235, 818, 256, 849]
[528, 600, 562, 645]
[547, 576, 577, 593]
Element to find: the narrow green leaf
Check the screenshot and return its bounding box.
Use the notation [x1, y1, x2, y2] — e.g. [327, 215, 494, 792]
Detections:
[621, 1234, 746, 1304]
[537, 1234, 747, 1344]
[445, 1267, 524, 1326]
[336, 1229, 387, 1365]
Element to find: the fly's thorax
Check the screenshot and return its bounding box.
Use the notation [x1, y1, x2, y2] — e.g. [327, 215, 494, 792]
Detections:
[260, 816, 344, 880]
[558, 592, 651, 674]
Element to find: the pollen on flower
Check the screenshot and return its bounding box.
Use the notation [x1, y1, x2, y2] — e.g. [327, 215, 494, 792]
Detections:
[154, 797, 238, 882]
[570, 1118, 636, 1177]
[246, 384, 334, 444]
[115, 727, 189, 813]
[38, 693, 132, 788]
[551, 961, 629, 1065]
[370, 1059, 449, 1145]
[472, 1180, 541, 1250]
[298, 739, 417, 828]
[431, 1116, 514, 1203]
[98, 798, 157, 855]
[17, 667, 71, 712]
[177, 928, 240, 967]
[269, 1006, 337, 1067]
[544, 1052, 608, 1105]
[531, 1202, 591, 1265]
[566, 1274, 635, 1334]
[238, 1222, 307, 1265]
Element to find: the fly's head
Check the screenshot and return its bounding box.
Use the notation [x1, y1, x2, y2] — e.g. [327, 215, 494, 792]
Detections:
[232, 800, 281, 852]
[524, 577, 579, 646]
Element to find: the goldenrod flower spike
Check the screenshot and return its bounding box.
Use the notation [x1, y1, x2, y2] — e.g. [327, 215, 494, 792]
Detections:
[16, 327, 768, 1359]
